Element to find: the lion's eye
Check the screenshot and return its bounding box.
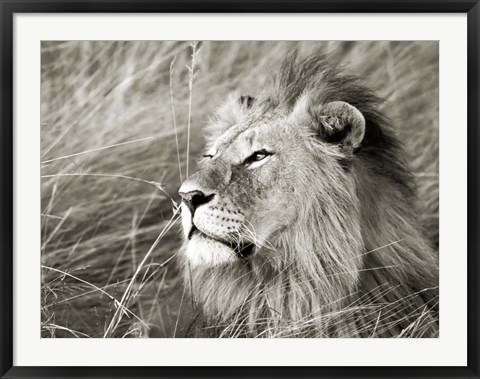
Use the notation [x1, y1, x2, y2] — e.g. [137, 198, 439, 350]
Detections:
[244, 150, 272, 167]
[202, 154, 214, 159]
[252, 152, 267, 161]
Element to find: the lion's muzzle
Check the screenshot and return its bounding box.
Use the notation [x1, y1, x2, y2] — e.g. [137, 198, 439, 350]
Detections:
[179, 176, 255, 266]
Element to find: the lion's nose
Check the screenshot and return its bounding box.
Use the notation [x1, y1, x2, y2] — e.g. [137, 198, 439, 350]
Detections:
[179, 188, 214, 213]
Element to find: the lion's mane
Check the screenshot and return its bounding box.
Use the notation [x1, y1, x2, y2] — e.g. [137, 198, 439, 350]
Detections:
[183, 54, 439, 338]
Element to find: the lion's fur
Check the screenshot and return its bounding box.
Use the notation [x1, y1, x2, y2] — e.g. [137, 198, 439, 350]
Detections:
[182, 53, 439, 338]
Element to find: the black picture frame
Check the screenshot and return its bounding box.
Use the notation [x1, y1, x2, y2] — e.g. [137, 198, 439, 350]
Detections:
[1, 1, 479, 378]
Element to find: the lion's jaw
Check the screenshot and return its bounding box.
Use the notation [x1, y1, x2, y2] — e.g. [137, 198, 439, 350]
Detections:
[181, 200, 258, 267]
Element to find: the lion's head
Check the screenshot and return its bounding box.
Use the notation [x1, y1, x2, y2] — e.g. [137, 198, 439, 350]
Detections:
[178, 54, 438, 337]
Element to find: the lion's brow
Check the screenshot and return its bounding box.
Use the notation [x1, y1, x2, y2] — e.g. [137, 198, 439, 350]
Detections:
[213, 107, 273, 153]
[214, 121, 254, 152]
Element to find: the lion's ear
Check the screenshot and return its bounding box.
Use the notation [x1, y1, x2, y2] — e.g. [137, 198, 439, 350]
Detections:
[316, 101, 365, 154]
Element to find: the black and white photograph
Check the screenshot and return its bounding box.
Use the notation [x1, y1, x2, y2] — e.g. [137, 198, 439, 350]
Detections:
[40, 41, 439, 339]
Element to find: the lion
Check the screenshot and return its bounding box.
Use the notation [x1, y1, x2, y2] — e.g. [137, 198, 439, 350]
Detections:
[178, 53, 439, 338]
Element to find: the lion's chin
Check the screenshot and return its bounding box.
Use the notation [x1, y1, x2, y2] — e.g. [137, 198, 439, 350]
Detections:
[185, 233, 237, 267]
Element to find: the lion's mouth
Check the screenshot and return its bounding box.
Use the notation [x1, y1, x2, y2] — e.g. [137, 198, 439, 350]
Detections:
[188, 226, 255, 259]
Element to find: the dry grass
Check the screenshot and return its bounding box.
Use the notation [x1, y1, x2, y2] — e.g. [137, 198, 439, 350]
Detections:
[41, 41, 438, 338]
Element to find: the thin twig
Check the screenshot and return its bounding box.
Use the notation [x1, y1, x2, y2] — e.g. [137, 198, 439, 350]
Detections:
[186, 41, 200, 177]
[41, 120, 78, 158]
[41, 172, 175, 204]
[41, 265, 147, 328]
[169, 57, 183, 183]
[103, 208, 180, 337]
[41, 208, 73, 251]
[41, 136, 153, 164]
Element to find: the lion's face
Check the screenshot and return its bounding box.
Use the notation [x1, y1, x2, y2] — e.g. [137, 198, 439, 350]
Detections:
[179, 96, 365, 267]
[179, 115, 301, 266]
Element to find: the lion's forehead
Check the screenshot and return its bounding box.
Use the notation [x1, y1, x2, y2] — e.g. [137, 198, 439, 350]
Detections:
[209, 124, 258, 160]
[209, 118, 282, 160]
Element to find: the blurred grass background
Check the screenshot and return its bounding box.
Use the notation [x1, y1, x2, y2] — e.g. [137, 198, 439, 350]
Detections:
[40, 41, 438, 338]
